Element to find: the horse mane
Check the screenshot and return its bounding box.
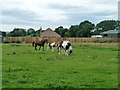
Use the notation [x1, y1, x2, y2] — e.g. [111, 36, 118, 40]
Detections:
[41, 39, 48, 43]
[41, 39, 45, 42]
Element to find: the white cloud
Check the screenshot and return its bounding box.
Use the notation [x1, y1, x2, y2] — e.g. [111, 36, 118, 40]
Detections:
[1, 0, 119, 31]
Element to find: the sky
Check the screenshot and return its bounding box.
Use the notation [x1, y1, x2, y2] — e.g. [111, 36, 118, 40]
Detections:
[1, 0, 119, 32]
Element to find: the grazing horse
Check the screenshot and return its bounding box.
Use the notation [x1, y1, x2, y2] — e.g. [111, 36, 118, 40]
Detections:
[57, 41, 72, 55]
[32, 39, 48, 51]
[47, 42, 56, 52]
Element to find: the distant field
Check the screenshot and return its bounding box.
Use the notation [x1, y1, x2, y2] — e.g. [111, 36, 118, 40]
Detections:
[2, 42, 118, 88]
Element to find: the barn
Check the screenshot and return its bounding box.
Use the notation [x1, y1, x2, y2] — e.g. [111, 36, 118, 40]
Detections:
[0, 35, 3, 43]
[101, 30, 120, 38]
[40, 28, 61, 38]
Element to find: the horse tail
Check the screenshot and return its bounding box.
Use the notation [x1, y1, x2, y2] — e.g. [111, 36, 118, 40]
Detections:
[32, 41, 35, 47]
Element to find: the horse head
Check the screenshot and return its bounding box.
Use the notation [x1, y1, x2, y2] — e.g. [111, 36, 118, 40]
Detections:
[44, 39, 48, 44]
[69, 46, 72, 55]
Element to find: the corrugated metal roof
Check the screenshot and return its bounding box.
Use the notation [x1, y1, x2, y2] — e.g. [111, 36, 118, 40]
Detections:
[101, 30, 120, 34]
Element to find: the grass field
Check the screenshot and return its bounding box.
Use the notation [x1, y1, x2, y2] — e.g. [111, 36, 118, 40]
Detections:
[2, 42, 118, 88]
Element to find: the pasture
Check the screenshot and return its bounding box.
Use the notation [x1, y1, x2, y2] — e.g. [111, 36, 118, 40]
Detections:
[2, 42, 118, 88]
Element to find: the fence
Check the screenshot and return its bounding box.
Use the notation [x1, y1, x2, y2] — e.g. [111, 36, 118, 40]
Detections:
[6, 37, 120, 43]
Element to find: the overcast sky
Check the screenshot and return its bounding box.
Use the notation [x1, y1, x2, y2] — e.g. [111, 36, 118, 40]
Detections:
[1, 0, 119, 31]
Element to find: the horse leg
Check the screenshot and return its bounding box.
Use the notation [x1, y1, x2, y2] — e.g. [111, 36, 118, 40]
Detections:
[59, 47, 61, 55]
[47, 43, 50, 51]
[65, 50, 68, 56]
[43, 46, 44, 51]
[51, 47, 54, 52]
[53, 47, 55, 52]
[35, 45, 37, 51]
[51, 47, 52, 52]
[39, 46, 41, 51]
[63, 49, 66, 54]
[61, 48, 63, 54]
[47, 45, 49, 51]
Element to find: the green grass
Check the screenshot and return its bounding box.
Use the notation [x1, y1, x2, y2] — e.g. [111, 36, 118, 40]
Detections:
[2, 43, 118, 88]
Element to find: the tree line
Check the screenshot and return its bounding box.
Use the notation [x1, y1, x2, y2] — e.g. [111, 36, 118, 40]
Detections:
[1, 20, 119, 37]
[55, 20, 119, 37]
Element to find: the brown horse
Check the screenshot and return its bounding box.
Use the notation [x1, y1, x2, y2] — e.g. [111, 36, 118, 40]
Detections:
[32, 39, 48, 51]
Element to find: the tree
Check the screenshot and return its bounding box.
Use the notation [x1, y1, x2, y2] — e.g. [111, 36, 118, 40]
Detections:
[26, 28, 35, 35]
[2, 31, 6, 37]
[7, 32, 14, 37]
[55, 26, 68, 37]
[8, 28, 26, 37]
[55, 26, 63, 34]
[96, 20, 118, 32]
[35, 30, 40, 37]
[91, 29, 102, 35]
[78, 20, 95, 37]
[69, 25, 79, 37]
[65, 30, 70, 37]
[55, 20, 95, 37]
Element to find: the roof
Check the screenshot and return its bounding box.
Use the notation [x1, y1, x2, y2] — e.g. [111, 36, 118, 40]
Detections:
[91, 35, 102, 38]
[101, 30, 120, 34]
[40, 28, 61, 38]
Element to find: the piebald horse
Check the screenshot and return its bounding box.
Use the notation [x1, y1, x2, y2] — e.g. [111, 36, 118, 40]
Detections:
[57, 41, 72, 55]
[47, 42, 56, 52]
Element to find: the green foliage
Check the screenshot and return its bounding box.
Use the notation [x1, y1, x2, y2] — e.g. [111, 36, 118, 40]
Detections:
[6, 20, 119, 37]
[11, 41, 16, 43]
[55, 20, 95, 37]
[3, 40, 9, 43]
[55, 26, 68, 37]
[2, 43, 118, 88]
[15, 40, 21, 43]
[35, 30, 40, 37]
[26, 28, 35, 35]
[93, 40, 113, 43]
[2, 31, 6, 37]
[8, 28, 26, 37]
[78, 20, 95, 37]
[10, 40, 21, 43]
[95, 20, 118, 35]
[69, 25, 79, 37]
[31, 34, 37, 37]
[91, 30, 101, 35]
[65, 31, 70, 37]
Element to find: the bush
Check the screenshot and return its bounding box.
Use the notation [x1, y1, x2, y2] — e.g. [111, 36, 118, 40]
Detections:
[15, 40, 21, 43]
[99, 41, 106, 43]
[93, 40, 99, 43]
[11, 41, 16, 43]
[3, 40, 9, 43]
[93, 40, 113, 43]
[106, 40, 112, 43]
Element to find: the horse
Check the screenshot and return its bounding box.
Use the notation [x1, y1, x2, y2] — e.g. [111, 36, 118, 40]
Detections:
[57, 41, 72, 55]
[47, 42, 56, 52]
[32, 39, 48, 51]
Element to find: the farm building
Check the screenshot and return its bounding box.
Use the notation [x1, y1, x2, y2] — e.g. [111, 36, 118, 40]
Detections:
[0, 35, 3, 43]
[40, 28, 61, 38]
[101, 30, 120, 38]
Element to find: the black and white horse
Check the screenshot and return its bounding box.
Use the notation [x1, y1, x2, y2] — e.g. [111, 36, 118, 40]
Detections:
[47, 42, 56, 52]
[57, 41, 72, 55]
